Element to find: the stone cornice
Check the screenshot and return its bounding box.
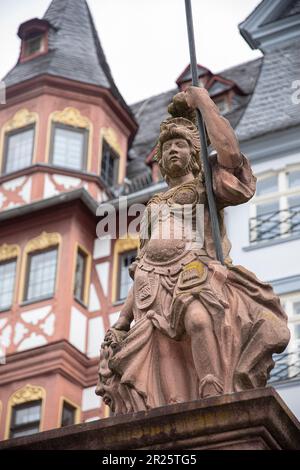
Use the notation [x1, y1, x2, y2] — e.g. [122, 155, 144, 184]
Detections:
[240, 125, 300, 162]
[3, 75, 137, 141]
[0, 163, 113, 198]
[0, 340, 98, 388]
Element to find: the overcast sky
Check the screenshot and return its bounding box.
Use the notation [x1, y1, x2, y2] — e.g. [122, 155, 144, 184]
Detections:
[0, 0, 262, 104]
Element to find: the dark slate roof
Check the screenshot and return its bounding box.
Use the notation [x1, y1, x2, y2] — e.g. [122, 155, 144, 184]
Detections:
[127, 88, 176, 179]
[263, 0, 300, 25]
[283, 0, 300, 17]
[176, 64, 211, 85]
[236, 40, 300, 141]
[207, 80, 233, 96]
[218, 57, 262, 94]
[3, 0, 133, 119]
[128, 57, 262, 181]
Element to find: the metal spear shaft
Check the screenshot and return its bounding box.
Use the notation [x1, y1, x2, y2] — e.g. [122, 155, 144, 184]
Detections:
[184, 0, 224, 265]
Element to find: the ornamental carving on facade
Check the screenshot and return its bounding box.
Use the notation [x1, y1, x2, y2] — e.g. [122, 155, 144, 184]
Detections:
[52, 107, 91, 129]
[10, 384, 44, 406]
[101, 127, 122, 156]
[0, 244, 19, 262]
[25, 232, 61, 253]
[4, 109, 38, 132]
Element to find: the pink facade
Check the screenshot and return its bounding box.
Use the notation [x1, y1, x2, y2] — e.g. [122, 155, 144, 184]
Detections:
[0, 0, 137, 440]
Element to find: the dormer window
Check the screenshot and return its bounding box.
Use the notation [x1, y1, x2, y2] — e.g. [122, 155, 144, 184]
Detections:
[214, 97, 231, 115]
[18, 18, 50, 63]
[24, 34, 43, 57]
[176, 64, 212, 92]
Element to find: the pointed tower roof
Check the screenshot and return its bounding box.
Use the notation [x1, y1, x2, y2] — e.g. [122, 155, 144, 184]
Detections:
[3, 0, 130, 113]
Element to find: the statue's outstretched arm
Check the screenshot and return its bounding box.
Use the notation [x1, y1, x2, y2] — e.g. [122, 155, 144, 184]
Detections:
[185, 87, 242, 170]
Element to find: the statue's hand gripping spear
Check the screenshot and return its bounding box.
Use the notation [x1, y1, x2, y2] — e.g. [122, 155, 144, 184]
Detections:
[184, 0, 224, 265]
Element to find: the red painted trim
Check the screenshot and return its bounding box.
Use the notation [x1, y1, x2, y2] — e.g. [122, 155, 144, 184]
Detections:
[0, 340, 98, 388]
[175, 63, 212, 85]
[206, 75, 245, 96]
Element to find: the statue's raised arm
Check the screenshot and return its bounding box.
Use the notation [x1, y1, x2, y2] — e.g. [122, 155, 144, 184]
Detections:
[96, 87, 290, 414]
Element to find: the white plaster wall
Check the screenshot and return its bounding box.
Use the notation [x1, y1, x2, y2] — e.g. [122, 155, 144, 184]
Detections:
[21, 305, 52, 324]
[274, 381, 300, 420]
[87, 316, 105, 358]
[52, 174, 81, 189]
[0, 192, 7, 208]
[85, 417, 100, 422]
[0, 318, 11, 349]
[13, 323, 29, 345]
[44, 174, 59, 198]
[226, 151, 300, 282]
[5, 201, 20, 210]
[93, 238, 111, 259]
[96, 262, 110, 297]
[69, 307, 87, 353]
[81, 386, 101, 411]
[252, 151, 300, 174]
[19, 177, 32, 203]
[227, 204, 300, 281]
[109, 312, 120, 327]
[88, 284, 101, 312]
[2, 176, 25, 191]
[17, 332, 47, 351]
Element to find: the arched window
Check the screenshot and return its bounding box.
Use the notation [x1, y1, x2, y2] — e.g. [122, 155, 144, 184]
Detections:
[5, 384, 45, 439]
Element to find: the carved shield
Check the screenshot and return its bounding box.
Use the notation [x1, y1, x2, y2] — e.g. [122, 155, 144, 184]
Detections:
[177, 260, 207, 291]
[134, 267, 159, 310]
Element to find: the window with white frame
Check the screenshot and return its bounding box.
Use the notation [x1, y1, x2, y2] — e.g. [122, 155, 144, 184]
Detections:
[250, 167, 300, 243]
[270, 293, 300, 383]
[0, 259, 17, 310]
[51, 124, 87, 171]
[3, 126, 34, 174]
[24, 248, 58, 302]
[117, 250, 136, 301]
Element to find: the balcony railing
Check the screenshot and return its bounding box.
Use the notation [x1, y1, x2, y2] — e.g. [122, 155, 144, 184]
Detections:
[268, 350, 300, 384]
[249, 205, 300, 243]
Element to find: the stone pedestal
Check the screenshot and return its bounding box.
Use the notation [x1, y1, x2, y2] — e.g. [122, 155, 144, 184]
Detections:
[1, 388, 299, 450]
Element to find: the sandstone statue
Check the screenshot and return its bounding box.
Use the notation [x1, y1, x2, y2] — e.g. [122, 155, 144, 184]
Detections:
[96, 87, 290, 414]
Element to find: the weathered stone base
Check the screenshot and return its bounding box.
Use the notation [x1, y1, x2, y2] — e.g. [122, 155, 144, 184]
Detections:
[1, 388, 299, 450]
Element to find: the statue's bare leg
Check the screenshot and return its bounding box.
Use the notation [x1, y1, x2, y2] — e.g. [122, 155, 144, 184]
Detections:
[156, 332, 189, 404]
[184, 300, 223, 398]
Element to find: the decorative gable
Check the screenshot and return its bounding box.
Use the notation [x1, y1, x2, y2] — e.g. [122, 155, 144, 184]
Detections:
[239, 0, 300, 51]
[18, 18, 50, 63]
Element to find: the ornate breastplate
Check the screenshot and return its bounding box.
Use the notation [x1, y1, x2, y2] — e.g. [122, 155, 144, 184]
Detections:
[144, 178, 206, 263]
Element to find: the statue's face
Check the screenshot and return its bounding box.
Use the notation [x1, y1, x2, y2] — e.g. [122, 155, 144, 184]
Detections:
[161, 138, 191, 177]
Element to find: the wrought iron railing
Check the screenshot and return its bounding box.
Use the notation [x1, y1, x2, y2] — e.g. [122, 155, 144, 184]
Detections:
[268, 350, 300, 384]
[249, 205, 300, 243]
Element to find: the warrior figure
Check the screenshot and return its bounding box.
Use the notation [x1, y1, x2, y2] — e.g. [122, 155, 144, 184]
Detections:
[96, 87, 290, 414]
